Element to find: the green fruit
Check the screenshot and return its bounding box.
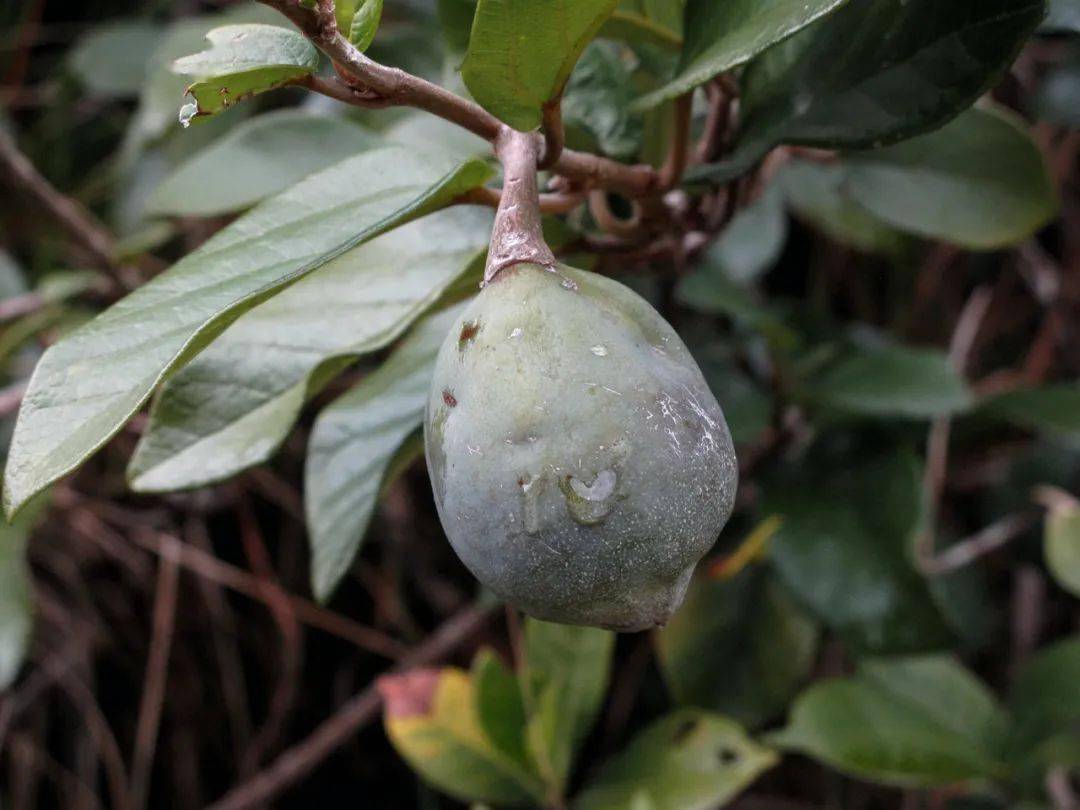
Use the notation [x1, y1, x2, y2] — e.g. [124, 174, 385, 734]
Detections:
[424, 264, 738, 631]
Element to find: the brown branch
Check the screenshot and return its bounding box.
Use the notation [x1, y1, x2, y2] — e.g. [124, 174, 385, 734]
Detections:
[537, 100, 565, 170]
[262, 0, 659, 197]
[454, 185, 586, 216]
[128, 545, 179, 810]
[0, 129, 131, 286]
[658, 93, 693, 191]
[204, 602, 498, 810]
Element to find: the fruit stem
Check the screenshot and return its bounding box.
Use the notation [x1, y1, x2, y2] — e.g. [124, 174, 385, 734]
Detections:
[484, 127, 557, 285]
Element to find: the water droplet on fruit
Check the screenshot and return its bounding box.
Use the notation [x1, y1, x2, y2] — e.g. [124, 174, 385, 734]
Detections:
[508, 327, 523, 340]
[559, 469, 618, 526]
[590, 344, 608, 357]
[178, 100, 198, 129]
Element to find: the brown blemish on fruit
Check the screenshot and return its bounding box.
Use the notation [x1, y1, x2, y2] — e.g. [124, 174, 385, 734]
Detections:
[442, 389, 458, 407]
[458, 319, 481, 351]
[672, 718, 699, 743]
[377, 670, 441, 719]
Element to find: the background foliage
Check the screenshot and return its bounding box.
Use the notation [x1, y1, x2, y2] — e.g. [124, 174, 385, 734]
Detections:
[0, 0, 1077, 807]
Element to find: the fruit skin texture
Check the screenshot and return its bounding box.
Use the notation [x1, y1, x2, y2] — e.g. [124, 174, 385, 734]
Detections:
[424, 264, 737, 631]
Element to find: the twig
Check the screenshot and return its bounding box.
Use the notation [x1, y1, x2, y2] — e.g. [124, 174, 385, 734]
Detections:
[263, 0, 659, 197]
[658, 93, 693, 191]
[204, 602, 497, 810]
[455, 185, 586, 216]
[919, 512, 1038, 576]
[128, 544, 180, 810]
[537, 101, 565, 170]
[0, 129, 128, 285]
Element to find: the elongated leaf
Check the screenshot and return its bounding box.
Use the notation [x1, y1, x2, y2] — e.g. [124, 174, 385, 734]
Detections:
[837, 107, 1057, 251]
[0, 492, 45, 690]
[379, 668, 547, 805]
[771, 657, 1010, 786]
[563, 42, 643, 159]
[472, 649, 531, 768]
[3, 147, 492, 517]
[173, 24, 320, 117]
[461, 0, 620, 130]
[147, 110, 382, 217]
[575, 710, 777, 810]
[657, 568, 818, 729]
[778, 161, 906, 255]
[635, 0, 848, 109]
[767, 453, 955, 654]
[1045, 505, 1080, 597]
[68, 21, 164, 98]
[981, 384, 1080, 444]
[523, 618, 614, 792]
[303, 305, 466, 600]
[127, 208, 490, 495]
[805, 343, 972, 419]
[337, 0, 385, 51]
[733, 0, 1045, 156]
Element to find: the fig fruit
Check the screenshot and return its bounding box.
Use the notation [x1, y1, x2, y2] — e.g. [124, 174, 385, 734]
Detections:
[424, 263, 737, 631]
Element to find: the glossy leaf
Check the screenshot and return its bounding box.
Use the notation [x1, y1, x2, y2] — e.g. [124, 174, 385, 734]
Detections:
[461, 0, 620, 131]
[173, 24, 320, 118]
[806, 343, 972, 419]
[732, 0, 1046, 155]
[981, 384, 1080, 444]
[3, 147, 492, 517]
[771, 657, 1010, 786]
[147, 110, 381, 217]
[635, 0, 848, 109]
[656, 568, 818, 729]
[574, 710, 777, 810]
[563, 42, 643, 159]
[68, 21, 163, 98]
[1045, 505, 1080, 597]
[837, 107, 1057, 251]
[302, 305, 468, 601]
[127, 208, 490, 498]
[767, 453, 955, 654]
[379, 668, 547, 805]
[522, 618, 614, 792]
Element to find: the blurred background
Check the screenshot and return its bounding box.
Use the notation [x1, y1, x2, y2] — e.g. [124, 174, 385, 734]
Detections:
[0, 0, 1078, 808]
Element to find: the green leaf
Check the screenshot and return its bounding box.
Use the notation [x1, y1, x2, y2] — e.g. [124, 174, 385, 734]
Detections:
[3, 147, 492, 517]
[770, 657, 1010, 786]
[599, 0, 683, 51]
[767, 453, 955, 654]
[656, 569, 818, 729]
[980, 384, 1080, 444]
[777, 161, 907, 255]
[835, 107, 1057, 251]
[302, 304, 468, 601]
[563, 42, 643, 160]
[634, 0, 849, 110]
[173, 24, 320, 118]
[472, 649, 532, 768]
[337, 0, 385, 51]
[805, 343, 972, 419]
[731, 0, 1046, 155]
[574, 710, 777, 810]
[436, 0, 477, 55]
[380, 668, 547, 805]
[1008, 636, 1080, 769]
[68, 21, 163, 98]
[127, 209, 487, 499]
[1045, 505, 1080, 597]
[522, 618, 614, 792]
[461, 0, 620, 130]
[147, 110, 382, 217]
[0, 492, 46, 690]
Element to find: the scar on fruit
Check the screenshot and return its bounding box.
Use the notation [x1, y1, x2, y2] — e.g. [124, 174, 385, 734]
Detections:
[457, 319, 480, 351]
